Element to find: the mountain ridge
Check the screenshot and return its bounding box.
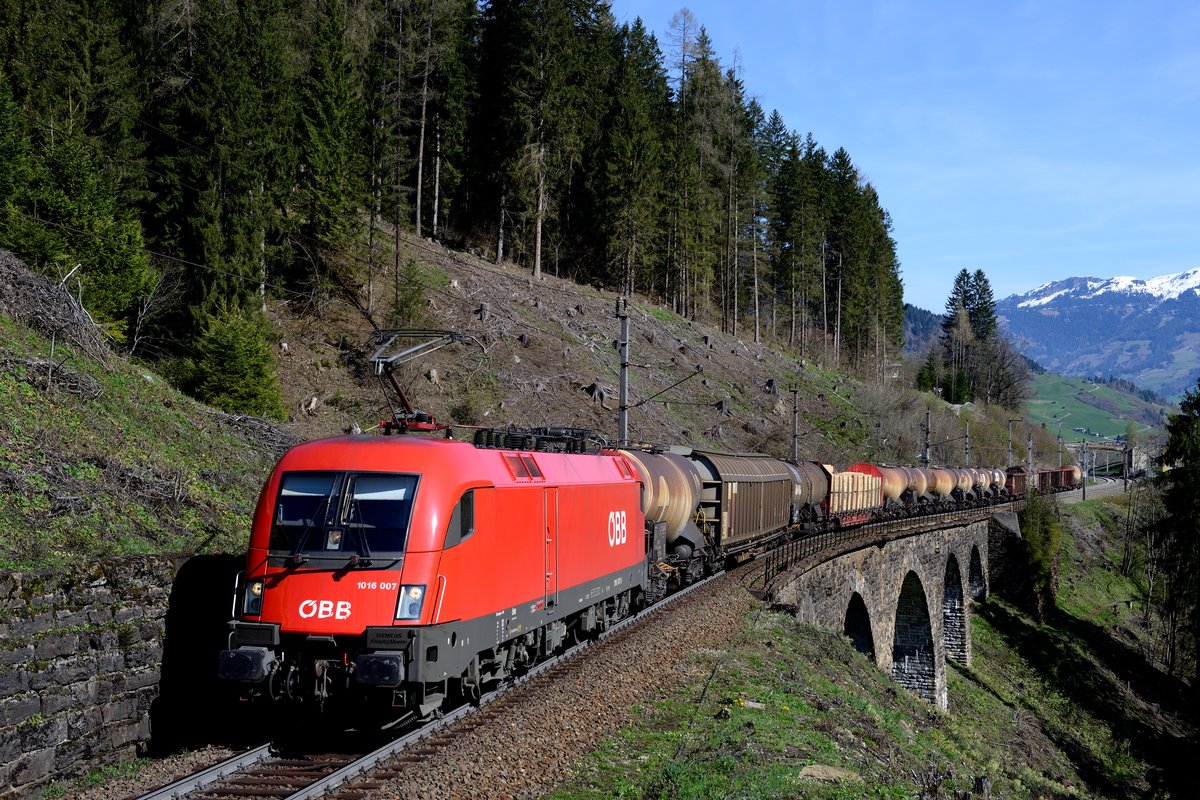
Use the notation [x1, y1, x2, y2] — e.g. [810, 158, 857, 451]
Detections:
[1016, 267, 1200, 308]
[996, 267, 1200, 400]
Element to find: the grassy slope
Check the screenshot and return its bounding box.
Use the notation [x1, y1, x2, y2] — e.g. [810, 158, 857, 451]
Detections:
[549, 498, 1193, 799]
[1026, 372, 1172, 444]
[0, 313, 284, 570]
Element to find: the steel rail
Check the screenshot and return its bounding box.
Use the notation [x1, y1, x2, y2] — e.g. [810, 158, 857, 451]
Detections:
[134, 743, 274, 800]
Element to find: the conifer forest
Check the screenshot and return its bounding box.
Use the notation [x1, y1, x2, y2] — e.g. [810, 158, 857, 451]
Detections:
[0, 0, 905, 406]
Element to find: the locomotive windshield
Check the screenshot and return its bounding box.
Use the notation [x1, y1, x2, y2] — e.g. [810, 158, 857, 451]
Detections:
[269, 471, 417, 562]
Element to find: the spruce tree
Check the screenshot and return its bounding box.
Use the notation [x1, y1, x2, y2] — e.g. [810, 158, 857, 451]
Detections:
[589, 18, 670, 297]
[855, 183, 903, 374]
[194, 307, 287, 420]
[673, 26, 725, 319]
[422, 0, 480, 239]
[158, 0, 299, 322]
[299, 0, 364, 271]
[942, 269, 973, 338]
[4, 113, 150, 339]
[770, 133, 828, 352]
[968, 268, 997, 340]
[0, 71, 29, 210]
[473, 0, 611, 280]
[1157, 378, 1200, 684]
[5, 0, 148, 209]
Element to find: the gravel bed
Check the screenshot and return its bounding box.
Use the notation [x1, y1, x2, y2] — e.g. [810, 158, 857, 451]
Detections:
[367, 572, 757, 799]
[71, 745, 240, 800]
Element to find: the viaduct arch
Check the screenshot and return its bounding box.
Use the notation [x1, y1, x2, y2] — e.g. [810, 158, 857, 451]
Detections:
[773, 519, 991, 709]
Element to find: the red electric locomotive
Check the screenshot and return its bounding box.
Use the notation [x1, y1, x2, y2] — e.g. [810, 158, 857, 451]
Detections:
[218, 432, 647, 721]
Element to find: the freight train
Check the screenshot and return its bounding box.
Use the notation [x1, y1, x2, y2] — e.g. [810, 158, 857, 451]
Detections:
[217, 427, 1079, 724]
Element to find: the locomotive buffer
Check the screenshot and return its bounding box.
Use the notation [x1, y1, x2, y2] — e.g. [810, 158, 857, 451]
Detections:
[370, 329, 465, 433]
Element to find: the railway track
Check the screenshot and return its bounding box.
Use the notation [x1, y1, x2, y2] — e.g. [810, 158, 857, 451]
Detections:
[137, 496, 1086, 799]
[133, 574, 720, 800]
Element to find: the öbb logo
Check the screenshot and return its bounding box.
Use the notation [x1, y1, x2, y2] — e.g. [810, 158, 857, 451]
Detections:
[607, 510, 627, 547]
[299, 599, 352, 620]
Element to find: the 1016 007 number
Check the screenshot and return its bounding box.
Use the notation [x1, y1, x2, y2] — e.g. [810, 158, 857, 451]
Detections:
[607, 510, 627, 547]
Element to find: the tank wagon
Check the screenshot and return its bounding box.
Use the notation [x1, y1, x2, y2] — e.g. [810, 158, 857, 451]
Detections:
[218, 426, 1051, 723]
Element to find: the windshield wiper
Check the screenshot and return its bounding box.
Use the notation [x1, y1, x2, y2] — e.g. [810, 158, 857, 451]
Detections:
[288, 497, 331, 566]
[347, 497, 374, 567]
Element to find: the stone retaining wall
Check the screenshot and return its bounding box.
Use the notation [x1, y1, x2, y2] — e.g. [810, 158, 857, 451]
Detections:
[0, 554, 242, 799]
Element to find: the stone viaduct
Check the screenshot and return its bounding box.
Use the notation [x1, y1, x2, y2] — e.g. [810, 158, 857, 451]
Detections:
[769, 513, 1015, 709]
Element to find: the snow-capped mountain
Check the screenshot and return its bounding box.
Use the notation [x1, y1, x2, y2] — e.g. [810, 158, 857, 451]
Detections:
[997, 268, 1200, 400]
[1015, 269, 1200, 308]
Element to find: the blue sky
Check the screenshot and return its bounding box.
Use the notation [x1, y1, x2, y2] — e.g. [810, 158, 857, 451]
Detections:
[608, 1, 1200, 313]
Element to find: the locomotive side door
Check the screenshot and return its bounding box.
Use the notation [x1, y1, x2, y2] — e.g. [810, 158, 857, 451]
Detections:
[543, 487, 559, 609]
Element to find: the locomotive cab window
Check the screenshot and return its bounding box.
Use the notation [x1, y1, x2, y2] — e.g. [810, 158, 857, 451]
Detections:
[270, 472, 340, 551]
[269, 471, 418, 562]
[443, 489, 476, 548]
[344, 474, 416, 554]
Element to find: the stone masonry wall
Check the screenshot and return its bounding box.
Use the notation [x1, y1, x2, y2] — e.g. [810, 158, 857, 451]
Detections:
[773, 520, 991, 710]
[0, 554, 242, 799]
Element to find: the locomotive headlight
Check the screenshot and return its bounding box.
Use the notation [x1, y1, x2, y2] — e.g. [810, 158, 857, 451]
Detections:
[395, 585, 426, 620]
[243, 579, 265, 616]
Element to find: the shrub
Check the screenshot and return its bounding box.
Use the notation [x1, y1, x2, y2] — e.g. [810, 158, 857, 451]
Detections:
[1021, 491, 1062, 621]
